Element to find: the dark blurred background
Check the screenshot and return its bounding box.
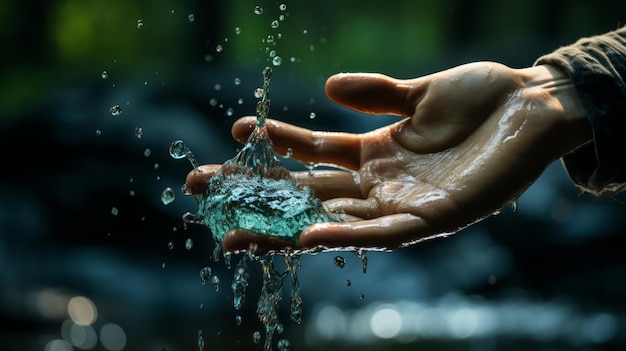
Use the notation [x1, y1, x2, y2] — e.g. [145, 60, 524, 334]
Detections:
[2, 1, 626, 350]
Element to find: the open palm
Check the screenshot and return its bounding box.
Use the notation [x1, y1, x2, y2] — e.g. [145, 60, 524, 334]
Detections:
[187, 62, 589, 252]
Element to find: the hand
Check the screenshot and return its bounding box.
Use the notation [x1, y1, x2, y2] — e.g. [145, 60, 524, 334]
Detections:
[186, 62, 591, 253]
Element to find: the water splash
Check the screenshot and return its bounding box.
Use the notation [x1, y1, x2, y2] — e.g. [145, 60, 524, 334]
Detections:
[175, 67, 342, 350]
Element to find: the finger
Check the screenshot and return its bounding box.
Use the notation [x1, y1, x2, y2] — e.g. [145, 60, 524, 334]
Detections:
[323, 198, 381, 219]
[232, 116, 363, 170]
[222, 228, 298, 255]
[299, 213, 434, 251]
[185, 165, 221, 195]
[291, 170, 363, 200]
[325, 73, 426, 117]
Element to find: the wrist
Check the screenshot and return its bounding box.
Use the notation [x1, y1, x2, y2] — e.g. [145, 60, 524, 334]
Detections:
[517, 64, 593, 154]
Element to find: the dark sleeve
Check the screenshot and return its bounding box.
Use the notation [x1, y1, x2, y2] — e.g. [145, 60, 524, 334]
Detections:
[534, 26, 626, 195]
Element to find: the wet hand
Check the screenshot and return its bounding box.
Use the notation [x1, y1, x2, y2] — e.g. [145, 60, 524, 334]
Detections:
[187, 62, 590, 253]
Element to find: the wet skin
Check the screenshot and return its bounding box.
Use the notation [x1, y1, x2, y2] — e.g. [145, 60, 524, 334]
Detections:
[186, 62, 591, 253]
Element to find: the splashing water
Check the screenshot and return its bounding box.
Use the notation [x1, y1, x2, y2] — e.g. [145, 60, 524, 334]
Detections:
[173, 67, 342, 350]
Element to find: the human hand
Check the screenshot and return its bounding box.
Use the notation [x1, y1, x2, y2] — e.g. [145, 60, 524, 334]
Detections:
[186, 62, 591, 253]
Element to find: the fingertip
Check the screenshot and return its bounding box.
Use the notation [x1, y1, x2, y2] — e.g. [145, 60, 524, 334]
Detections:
[231, 116, 257, 143]
[185, 165, 220, 195]
[324, 73, 412, 116]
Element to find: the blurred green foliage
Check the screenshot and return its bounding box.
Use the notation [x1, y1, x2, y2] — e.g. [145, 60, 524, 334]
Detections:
[1, 0, 624, 121]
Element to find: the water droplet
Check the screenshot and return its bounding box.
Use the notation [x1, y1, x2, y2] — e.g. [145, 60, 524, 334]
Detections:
[109, 105, 122, 116]
[216, 44, 224, 52]
[237, 97, 243, 105]
[269, 50, 276, 58]
[511, 200, 518, 212]
[254, 88, 264, 98]
[204, 54, 213, 62]
[334, 256, 346, 268]
[277, 339, 290, 351]
[136, 19, 144, 29]
[95, 129, 102, 136]
[252, 331, 261, 344]
[234, 77, 241, 85]
[211, 275, 220, 291]
[111, 207, 119, 216]
[303, 29, 308, 34]
[272, 56, 282, 66]
[185, 238, 193, 250]
[214, 83, 222, 91]
[209, 98, 218, 107]
[188, 14, 195, 22]
[143, 148, 151, 157]
[271, 20, 279, 29]
[235, 27, 241, 35]
[200, 266, 212, 284]
[197, 330, 205, 351]
[309, 112, 316, 119]
[169, 140, 188, 159]
[359, 293, 365, 300]
[285, 148, 293, 158]
[134, 127, 143, 138]
[225, 107, 234, 116]
[161, 187, 175, 205]
[276, 323, 284, 334]
[279, 4, 287, 11]
[235, 315, 242, 325]
[309, 44, 315, 51]
[183, 211, 204, 225]
[346, 279, 351, 286]
[167, 241, 174, 250]
[290, 57, 296, 63]
[254, 5, 264, 15]
[162, 262, 166, 268]
[101, 71, 108, 79]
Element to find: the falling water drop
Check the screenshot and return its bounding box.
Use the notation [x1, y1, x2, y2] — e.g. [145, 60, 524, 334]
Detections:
[254, 5, 264, 15]
[271, 20, 279, 29]
[309, 112, 316, 119]
[277, 339, 290, 351]
[167, 241, 174, 250]
[161, 187, 175, 205]
[136, 19, 144, 29]
[272, 56, 282, 66]
[334, 256, 346, 268]
[109, 105, 122, 116]
[185, 238, 194, 250]
[254, 88, 264, 98]
[188, 14, 195, 22]
[169, 140, 199, 168]
[200, 266, 212, 285]
[252, 331, 261, 344]
[197, 330, 205, 351]
[101, 71, 108, 79]
[134, 127, 143, 138]
[212, 275, 220, 291]
[279, 4, 287, 11]
[235, 315, 242, 325]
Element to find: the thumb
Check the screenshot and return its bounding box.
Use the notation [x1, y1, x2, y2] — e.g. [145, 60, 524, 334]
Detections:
[324, 73, 426, 117]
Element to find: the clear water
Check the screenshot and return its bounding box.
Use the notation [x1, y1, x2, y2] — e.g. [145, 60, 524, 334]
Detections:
[173, 66, 342, 350]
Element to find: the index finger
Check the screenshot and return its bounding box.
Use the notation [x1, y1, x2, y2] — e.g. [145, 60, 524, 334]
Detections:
[232, 117, 363, 170]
